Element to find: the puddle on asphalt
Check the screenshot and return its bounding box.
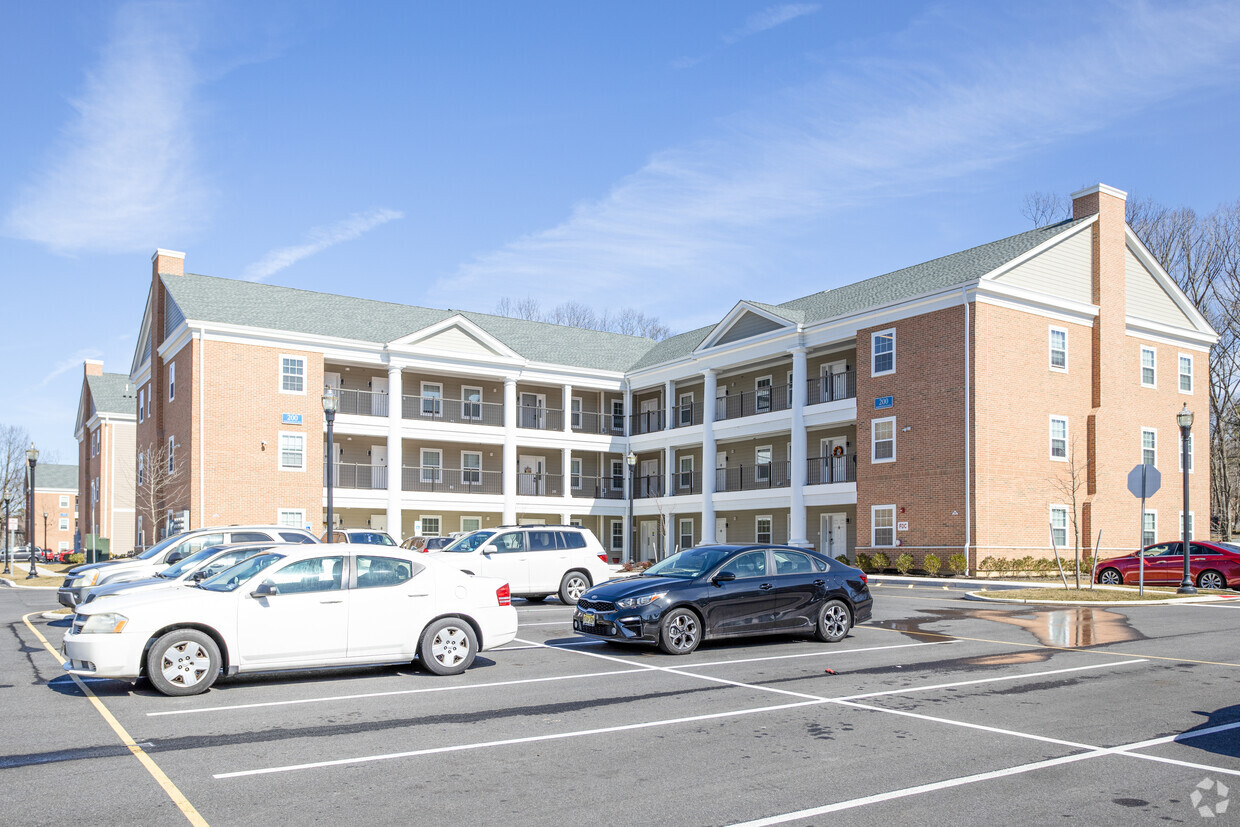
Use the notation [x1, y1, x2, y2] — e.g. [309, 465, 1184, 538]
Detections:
[876, 606, 1145, 652]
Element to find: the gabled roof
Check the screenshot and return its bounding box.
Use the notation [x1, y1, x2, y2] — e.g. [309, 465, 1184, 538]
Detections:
[36, 464, 78, 492]
[86, 373, 137, 416]
[162, 274, 659, 372]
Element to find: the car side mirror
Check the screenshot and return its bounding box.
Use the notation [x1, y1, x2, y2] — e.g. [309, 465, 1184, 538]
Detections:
[190, 570, 208, 582]
[166, 551, 186, 565]
[713, 571, 736, 584]
[251, 581, 277, 598]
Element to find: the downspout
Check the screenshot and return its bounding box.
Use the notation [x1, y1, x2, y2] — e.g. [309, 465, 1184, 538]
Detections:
[962, 285, 971, 575]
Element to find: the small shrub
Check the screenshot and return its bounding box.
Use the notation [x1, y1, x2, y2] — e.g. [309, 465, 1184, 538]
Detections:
[855, 553, 871, 572]
[834, 555, 850, 566]
[978, 556, 999, 572]
[870, 551, 890, 571]
[68, 553, 85, 565]
[947, 553, 968, 575]
[895, 552, 914, 575]
[923, 554, 941, 576]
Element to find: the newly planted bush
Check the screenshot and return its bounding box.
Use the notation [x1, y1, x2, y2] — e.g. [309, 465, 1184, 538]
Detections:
[923, 554, 941, 576]
[895, 553, 914, 575]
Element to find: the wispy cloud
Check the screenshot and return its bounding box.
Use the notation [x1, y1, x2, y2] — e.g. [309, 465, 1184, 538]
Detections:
[3, 2, 210, 254]
[437, 2, 1240, 331]
[242, 208, 404, 281]
[674, 3, 819, 68]
[39, 349, 103, 388]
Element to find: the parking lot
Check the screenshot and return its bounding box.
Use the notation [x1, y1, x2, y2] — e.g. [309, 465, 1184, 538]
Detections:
[4, 580, 1239, 825]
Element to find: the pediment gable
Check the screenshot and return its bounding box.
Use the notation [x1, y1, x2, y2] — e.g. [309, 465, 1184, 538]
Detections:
[698, 302, 796, 351]
[390, 315, 521, 360]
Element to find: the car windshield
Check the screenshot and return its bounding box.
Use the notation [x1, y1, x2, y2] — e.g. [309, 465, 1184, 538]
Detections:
[135, 533, 182, 561]
[349, 532, 395, 545]
[441, 531, 494, 552]
[157, 547, 222, 579]
[644, 547, 734, 579]
[198, 553, 286, 592]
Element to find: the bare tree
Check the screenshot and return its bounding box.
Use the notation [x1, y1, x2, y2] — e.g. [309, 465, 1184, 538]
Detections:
[494, 297, 674, 341]
[0, 424, 31, 547]
[131, 440, 190, 549]
[1048, 438, 1090, 589]
[1021, 191, 1070, 227]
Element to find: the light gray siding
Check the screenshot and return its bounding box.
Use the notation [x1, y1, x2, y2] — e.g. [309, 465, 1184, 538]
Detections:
[1125, 246, 1192, 327]
[164, 293, 186, 340]
[992, 228, 1092, 304]
[715, 312, 785, 346]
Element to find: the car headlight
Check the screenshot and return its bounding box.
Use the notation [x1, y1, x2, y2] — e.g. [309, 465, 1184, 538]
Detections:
[78, 612, 129, 634]
[73, 571, 101, 588]
[615, 593, 665, 610]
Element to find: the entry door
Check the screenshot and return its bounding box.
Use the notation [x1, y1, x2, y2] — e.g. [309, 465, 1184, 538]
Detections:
[371, 445, 387, 489]
[825, 360, 848, 401]
[325, 372, 342, 393]
[640, 459, 660, 497]
[518, 455, 545, 495]
[520, 393, 545, 429]
[640, 397, 659, 432]
[822, 437, 847, 483]
[715, 517, 728, 544]
[821, 513, 847, 559]
[716, 452, 728, 492]
[371, 376, 389, 416]
[640, 520, 658, 559]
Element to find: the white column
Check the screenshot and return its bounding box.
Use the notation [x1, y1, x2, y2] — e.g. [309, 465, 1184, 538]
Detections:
[562, 446, 572, 500]
[503, 377, 517, 524]
[702, 369, 717, 543]
[664, 446, 676, 556]
[386, 365, 403, 541]
[789, 346, 809, 547]
[562, 383, 572, 434]
[622, 448, 632, 564]
[623, 384, 633, 436]
[665, 379, 675, 431]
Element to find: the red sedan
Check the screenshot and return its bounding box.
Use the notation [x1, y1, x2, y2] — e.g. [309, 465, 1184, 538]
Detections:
[1095, 541, 1240, 590]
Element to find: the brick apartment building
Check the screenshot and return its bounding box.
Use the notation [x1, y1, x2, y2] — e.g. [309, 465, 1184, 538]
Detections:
[75, 361, 137, 554]
[30, 464, 78, 553]
[124, 183, 1213, 567]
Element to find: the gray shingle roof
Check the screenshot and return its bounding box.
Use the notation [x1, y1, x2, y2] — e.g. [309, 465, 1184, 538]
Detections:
[36, 464, 77, 491]
[162, 274, 658, 372]
[87, 373, 136, 415]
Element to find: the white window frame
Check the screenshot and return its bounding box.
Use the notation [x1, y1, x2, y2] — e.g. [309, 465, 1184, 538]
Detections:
[167, 437, 175, 473]
[872, 417, 896, 463]
[1142, 510, 1157, 547]
[1179, 432, 1194, 473]
[609, 519, 623, 551]
[421, 382, 443, 418]
[1179, 511, 1195, 541]
[461, 451, 482, 485]
[421, 515, 442, 537]
[1141, 428, 1157, 468]
[460, 516, 482, 533]
[872, 504, 896, 548]
[168, 361, 176, 401]
[756, 375, 773, 413]
[421, 449, 443, 483]
[1049, 505, 1069, 548]
[137, 453, 145, 487]
[679, 454, 694, 489]
[678, 518, 694, 550]
[279, 431, 306, 471]
[571, 397, 583, 429]
[59, 495, 69, 508]
[570, 457, 583, 490]
[278, 508, 306, 528]
[871, 329, 896, 377]
[678, 392, 694, 427]
[138, 387, 145, 423]
[461, 385, 483, 421]
[58, 541, 70, 551]
[1140, 346, 1156, 388]
[58, 517, 69, 531]
[279, 355, 305, 395]
[755, 445, 773, 481]
[610, 459, 624, 491]
[1178, 353, 1193, 395]
[1049, 416, 1068, 462]
[756, 515, 773, 544]
[1049, 326, 1068, 373]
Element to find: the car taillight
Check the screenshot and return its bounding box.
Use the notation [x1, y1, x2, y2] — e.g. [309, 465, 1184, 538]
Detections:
[597, 553, 607, 562]
[860, 573, 868, 585]
[496, 583, 511, 606]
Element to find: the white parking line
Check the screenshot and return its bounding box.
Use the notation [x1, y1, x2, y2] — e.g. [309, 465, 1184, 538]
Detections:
[517, 621, 573, 626]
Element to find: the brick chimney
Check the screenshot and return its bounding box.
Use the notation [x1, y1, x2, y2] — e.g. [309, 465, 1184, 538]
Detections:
[152, 248, 185, 278]
[84, 359, 103, 378]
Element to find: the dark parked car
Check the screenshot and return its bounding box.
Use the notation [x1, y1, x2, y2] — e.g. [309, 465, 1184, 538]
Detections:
[1096, 541, 1240, 590]
[573, 544, 872, 654]
[322, 529, 397, 545]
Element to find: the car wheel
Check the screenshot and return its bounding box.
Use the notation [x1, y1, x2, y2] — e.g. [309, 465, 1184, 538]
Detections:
[146, 630, 221, 696]
[418, 618, 478, 676]
[815, 600, 852, 643]
[1197, 569, 1225, 590]
[658, 608, 701, 655]
[558, 571, 591, 605]
[523, 594, 549, 603]
[1098, 568, 1123, 586]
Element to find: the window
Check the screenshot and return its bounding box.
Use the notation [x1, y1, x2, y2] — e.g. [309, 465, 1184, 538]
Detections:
[1141, 429, 1156, 467]
[611, 400, 625, 433]
[278, 509, 305, 528]
[1050, 417, 1068, 461]
[421, 382, 442, 417]
[356, 556, 415, 589]
[1180, 433, 1194, 473]
[1140, 346, 1156, 387]
[1049, 327, 1067, 371]
[268, 556, 344, 594]
[462, 386, 482, 420]
[144, 384, 151, 418]
[756, 376, 772, 413]
[1143, 511, 1157, 547]
[774, 550, 818, 575]
[1050, 506, 1068, 547]
[610, 459, 624, 490]
[168, 362, 176, 401]
[280, 433, 305, 471]
[570, 458, 583, 489]
[462, 451, 482, 485]
[59, 495, 69, 508]
[872, 505, 896, 547]
[167, 437, 175, 473]
[571, 397, 583, 429]
[679, 455, 694, 489]
[280, 356, 304, 394]
[755, 445, 772, 481]
[137, 453, 145, 487]
[1179, 354, 1193, 394]
[461, 516, 482, 533]
[610, 520, 623, 551]
[679, 519, 693, 550]
[493, 532, 525, 553]
[872, 329, 895, 376]
[92, 430, 99, 457]
[756, 516, 773, 544]
[421, 449, 442, 482]
[58, 517, 69, 531]
[723, 550, 767, 578]
[59, 542, 69, 551]
[421, 516, 441, 537]
[872, 417, 895, 463]
[138, 388, 145, 423]
[1180, 512, 1195, 541]
[679, 392, 694, 426]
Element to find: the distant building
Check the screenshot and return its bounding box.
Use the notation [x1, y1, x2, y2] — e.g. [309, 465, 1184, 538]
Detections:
[30, 464, 78, 552]
[75, 361, 137, 553]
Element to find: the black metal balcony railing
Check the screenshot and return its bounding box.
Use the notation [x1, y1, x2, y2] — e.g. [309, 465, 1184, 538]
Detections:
[634, 474, 665, 499]
[569, 475, 625, 499]
[808, 369, 856, 405]
[400, 467, 503, 494]
[570, 411, 625, 435]
[402, 396, 504, 426]
[716, 461, 792, 492]
[335, 388, 389, 417]
[806, 454, 857, 484]
[517, 406, 564, 431]
[673, 470, 702, 495]
[330, 462, 388, 489]
[672, 401, 703, 428]
[631, 410, 665, 435]
[715, 384, 792, 422]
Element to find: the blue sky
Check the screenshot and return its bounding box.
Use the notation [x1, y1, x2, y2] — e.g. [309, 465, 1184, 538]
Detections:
[2, 0, 1239, 462]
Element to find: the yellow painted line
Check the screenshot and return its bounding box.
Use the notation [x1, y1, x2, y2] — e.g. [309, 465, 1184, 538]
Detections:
[863, 623, 1240, 668]
[22, 613, 209, 826]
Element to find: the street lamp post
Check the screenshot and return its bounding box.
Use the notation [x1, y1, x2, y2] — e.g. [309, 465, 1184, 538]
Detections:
[2, 495, 11, 575]
[1176, 405, 1197, 594]
[625, 450, 637, 564]
[42, 511, 48, 560]
[323, 387, 338, 543]
[26, 444, 39, 579]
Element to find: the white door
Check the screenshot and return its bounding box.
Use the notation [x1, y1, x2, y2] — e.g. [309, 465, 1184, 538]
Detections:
[518, 455, 545, 495]
[640, 458, 660, 497]
[640, 397, 659, 432]
[715, 517, 728, 544]
[640, 520, 658, 558]
[325, 372, 342, 392]
[520, 393, 545, 429]
[821, 513, 848, 559]
[825, 360, 848, 402]
[716, 452, 728, 492]
[821, 437, 847, 484]
[370, 513, 386, 532]
[347, 557, 431, 659]
[477, 531, 530, 593]
[371, 376, 389, 416]
[237, 555, 348, 666]
[371, 445, 387, 489]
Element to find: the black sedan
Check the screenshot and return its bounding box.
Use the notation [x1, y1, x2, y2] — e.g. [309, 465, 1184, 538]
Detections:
[573, 544, 872, 654]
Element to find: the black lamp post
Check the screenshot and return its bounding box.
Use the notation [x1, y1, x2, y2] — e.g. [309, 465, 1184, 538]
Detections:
[26, 443, 39, 579]
[323, 387, 338, 543]
[625, 450, 636, 564]
[2, 495, 11, 575]
[1176, 405, 1197, 594]
[42, 511, 48, 559]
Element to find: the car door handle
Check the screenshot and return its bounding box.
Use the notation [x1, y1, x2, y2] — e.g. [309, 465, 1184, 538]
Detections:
[759, 583, 772, 590]
[407, 593, 429, 598]
[814, 579, 826, 586]
[320, 599, 343, 604]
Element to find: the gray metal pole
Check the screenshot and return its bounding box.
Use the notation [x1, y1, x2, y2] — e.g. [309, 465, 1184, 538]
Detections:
[1178, 422, 1196, 594]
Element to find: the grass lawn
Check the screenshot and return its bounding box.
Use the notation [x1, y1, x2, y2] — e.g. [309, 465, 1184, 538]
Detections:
[976, 586, 1235, 602]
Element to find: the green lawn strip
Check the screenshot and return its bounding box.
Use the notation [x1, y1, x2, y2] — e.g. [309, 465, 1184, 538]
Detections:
[976, 587, 1232, 602]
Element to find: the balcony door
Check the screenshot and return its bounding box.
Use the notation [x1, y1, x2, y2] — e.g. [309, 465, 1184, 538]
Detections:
[371, 376, 389, 416]
[518, 455, 545, 495]
[640, 459, 659, 496]
[371, 445, 387, 489]
[520, 393, 546, 429]
[824, 360, 848, 402]
[821, 437, 848, 483]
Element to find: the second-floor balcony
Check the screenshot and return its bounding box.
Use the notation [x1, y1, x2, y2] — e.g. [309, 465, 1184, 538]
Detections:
[401, 466, 504, 494]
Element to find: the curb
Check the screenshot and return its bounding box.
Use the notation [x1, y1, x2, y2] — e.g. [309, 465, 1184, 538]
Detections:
[869, 574, 1095, 589]
[0, 577, 58, 591]
[962, 591, 1239, 607]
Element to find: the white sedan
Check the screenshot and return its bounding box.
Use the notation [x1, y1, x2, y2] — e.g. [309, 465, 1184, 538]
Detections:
[62, 543, 518, 696]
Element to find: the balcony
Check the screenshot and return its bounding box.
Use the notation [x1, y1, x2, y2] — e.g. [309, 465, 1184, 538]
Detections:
[673, 471, 702, 495]
[806, 454, 856, 484]
[517, 405, 564, 431]
[808, 370, 856, 405]
[403, 395, 503, 426]
[716, 384, 792, 422]
[572, 411, 626, 436]
[329, 463, 388, 489]
[631, 410, 665, 435]
[716, 461, 792, 492]
[570, 475, 625, 499]
[672, 402, 704, 429]
[400, 467, 503, 494]
[634, 474, 665, 499]
[336, 388, 389, 417]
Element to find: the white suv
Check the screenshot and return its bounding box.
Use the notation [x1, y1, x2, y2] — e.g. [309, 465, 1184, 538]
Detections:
[429, 525, 614, 604]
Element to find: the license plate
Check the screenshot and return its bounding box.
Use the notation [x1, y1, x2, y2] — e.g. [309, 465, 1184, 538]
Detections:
[582, 613, 595, 626]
